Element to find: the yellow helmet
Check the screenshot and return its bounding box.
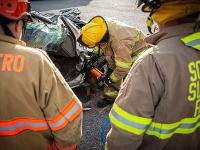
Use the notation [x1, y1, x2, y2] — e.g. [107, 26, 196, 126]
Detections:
[80, 16, 108, 48]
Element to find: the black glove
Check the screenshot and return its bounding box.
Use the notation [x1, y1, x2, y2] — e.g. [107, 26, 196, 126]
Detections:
[98, 75, 113, 86]
[105, 77, 113, 85]
[105, 68, 113, 78]
[98, 68, 113, 84]
[98, 75, 109, 83]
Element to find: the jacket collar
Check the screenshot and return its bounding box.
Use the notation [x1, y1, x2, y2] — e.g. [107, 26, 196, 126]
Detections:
[145, 22, 197, 45]
[0, 34, 26, 46]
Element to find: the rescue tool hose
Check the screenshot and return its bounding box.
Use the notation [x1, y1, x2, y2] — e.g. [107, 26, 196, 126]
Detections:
[101, 118, 110, 145]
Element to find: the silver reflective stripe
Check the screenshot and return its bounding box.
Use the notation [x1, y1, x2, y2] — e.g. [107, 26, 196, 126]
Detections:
[0, 98, 81, 134]
[148, 117, 200, 134]
[49, 102, 80, 129]
[110, 109, 149, 129]
[115, 59, 132, 69]
[185, 39, 200, 47]
[181, 32, 200, 50]
[0, 122, 47, 132]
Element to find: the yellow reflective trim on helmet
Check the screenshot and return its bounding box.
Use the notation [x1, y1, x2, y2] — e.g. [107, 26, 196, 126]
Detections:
[146, 16, 154, 27]
[115, 59, 132, 69]
[181, 32, 200, 50]
[110, 72, 121, 82]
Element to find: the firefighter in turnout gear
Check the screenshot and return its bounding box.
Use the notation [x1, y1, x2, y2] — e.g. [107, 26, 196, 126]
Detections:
[79, 16, 148, 108]
[106, 0, 200, 149]
[0, 0, 82, 149]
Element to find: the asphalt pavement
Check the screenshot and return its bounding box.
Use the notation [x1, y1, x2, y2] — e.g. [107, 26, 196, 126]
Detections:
[30, 0, 149, 149]
[31, 0, 148, 33]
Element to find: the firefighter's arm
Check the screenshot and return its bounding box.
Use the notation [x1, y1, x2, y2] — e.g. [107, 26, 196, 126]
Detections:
[39, 53, 82, 149]
[109, 40, 133, 82]
[106, 50, 164, 150]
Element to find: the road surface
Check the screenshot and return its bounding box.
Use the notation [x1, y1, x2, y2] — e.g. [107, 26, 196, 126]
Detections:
[31, 0, 148, 33]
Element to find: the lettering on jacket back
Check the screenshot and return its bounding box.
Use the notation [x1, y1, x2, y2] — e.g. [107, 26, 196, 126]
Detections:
[0, 53, 25, 73]
[188, 60, 200, 117]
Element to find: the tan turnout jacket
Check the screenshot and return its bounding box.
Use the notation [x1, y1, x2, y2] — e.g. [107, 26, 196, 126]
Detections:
[100, 19, 147, 82]
[106, 22, 200, 150]
[0, 34, 82, 150]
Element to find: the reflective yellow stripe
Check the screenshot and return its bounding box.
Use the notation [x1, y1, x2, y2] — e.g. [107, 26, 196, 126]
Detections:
[112, 103, 152, 125]
[131, 31, 142, 48]
[181, 32, 200, 50]
[109, 103, 152, 135]
[110, 103, 200, 140]
[110, 73, 121, 82]
[136, 31, 142, 41]
[195, 44, 200, 50]
[115, 59, 132, 69]
[146, 16, 153, 28]
[146, 114, 200, 139]
[182, 32, 200, 42]
[132, 55, 138, 63]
